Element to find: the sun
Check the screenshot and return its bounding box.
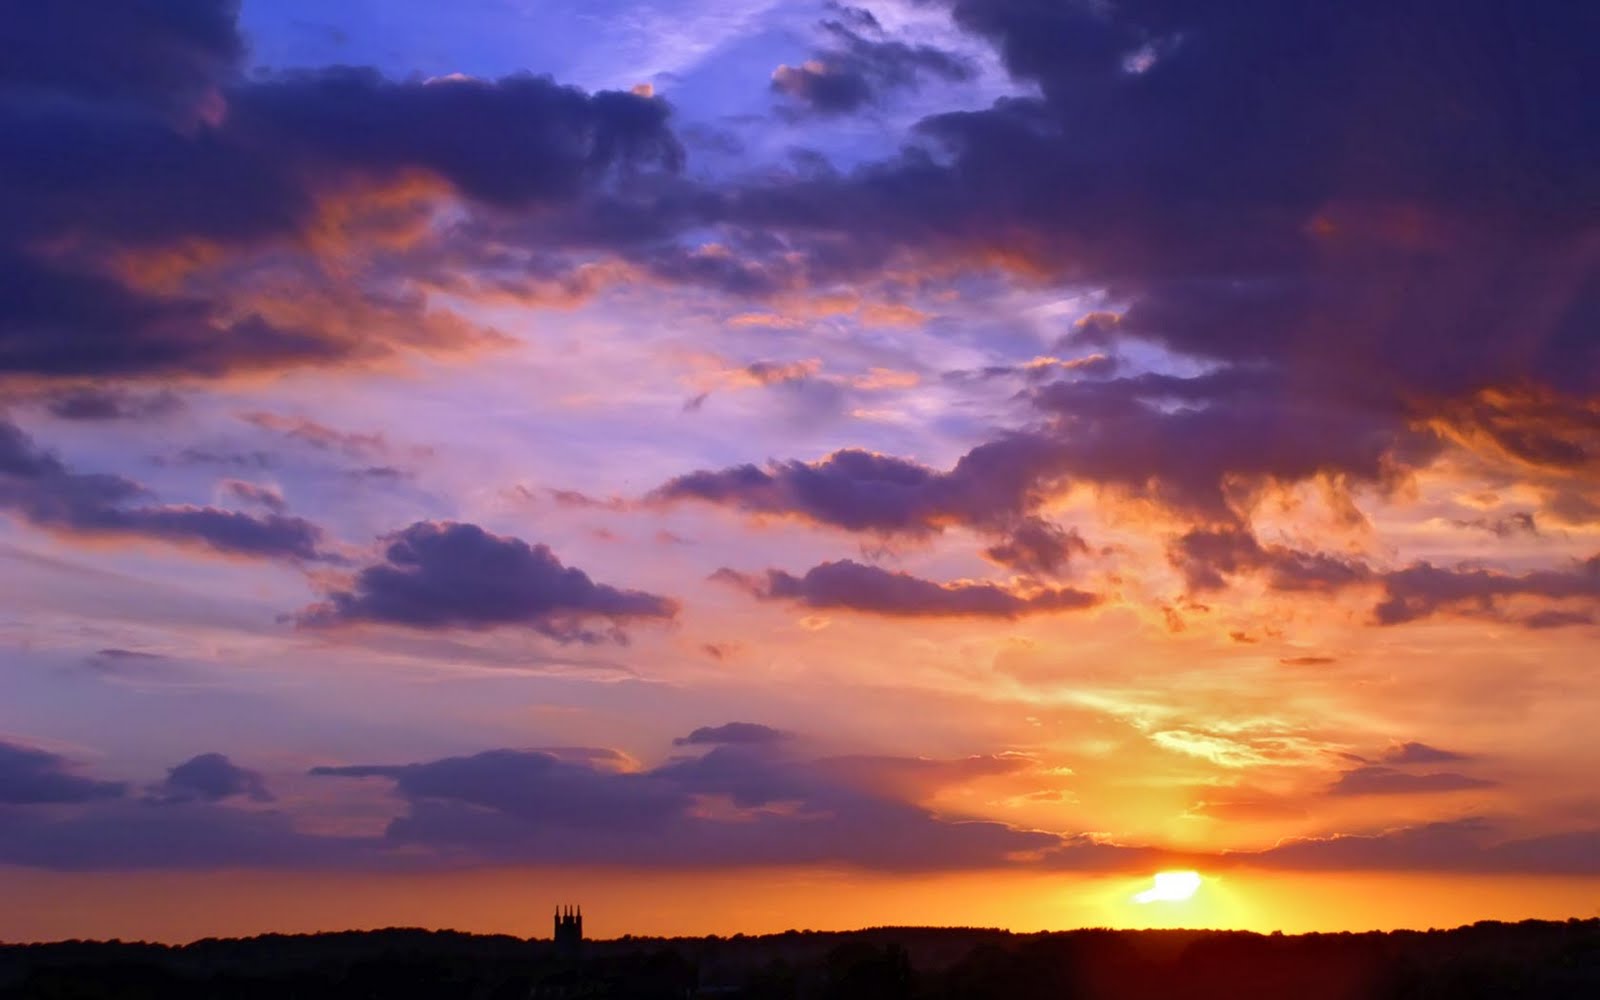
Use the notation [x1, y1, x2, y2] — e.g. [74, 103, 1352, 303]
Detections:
[1133, 870, 1203, 904]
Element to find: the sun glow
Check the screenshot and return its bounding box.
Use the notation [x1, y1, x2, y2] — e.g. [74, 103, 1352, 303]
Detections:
[1133, 870, 1203, 904]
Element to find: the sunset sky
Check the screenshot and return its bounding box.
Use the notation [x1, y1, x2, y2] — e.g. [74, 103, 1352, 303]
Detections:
[0, 0, 1596, 942]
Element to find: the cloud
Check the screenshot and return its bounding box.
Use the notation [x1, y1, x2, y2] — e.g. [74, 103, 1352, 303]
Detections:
[313, 749, 687, 832]
[1328, 766, 1495, 797]
[1452, 512, 1540, 538]
[220, 480, 287, 513]
[239, 412, 390, 458]
[0, 799, 360, 872]
[772, 16, 974, 115]
[1374, 556, 1600, 626]
[0, 418, 328, 560]
[674, 723, 790, 747]
[315, 743, 1062, 871]
[655, 366, 1439, 547]
[0, 253, 348, 379]
[982, 518, 1088, 577]
[1028, 370, 1440, 522]
[0, 0, 241, 116]
[295, 521, 678, 642]
[652, 441, 1058, 537]
[663, 0, 1593, 595]
[0, 740, 126, 805]
[0, 3, 684, 382]
[43, 387, 185, 422]
[1168, 527, 1373, 594]
[1380, 742, 1469, 765]
[732, 0, 1594, 391]
[151, 753, 273, 804]
[714, 559, 1099, 618]
[1240, 818, 1600, 875]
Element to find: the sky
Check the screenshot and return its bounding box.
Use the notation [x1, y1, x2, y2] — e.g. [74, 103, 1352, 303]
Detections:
[0, 0, 1596, 942]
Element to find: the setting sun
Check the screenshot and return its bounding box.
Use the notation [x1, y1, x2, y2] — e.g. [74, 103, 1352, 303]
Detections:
[1133, 871, 1204, 904]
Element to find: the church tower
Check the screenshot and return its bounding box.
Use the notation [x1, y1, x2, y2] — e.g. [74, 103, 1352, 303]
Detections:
[553, 904, 583, 960]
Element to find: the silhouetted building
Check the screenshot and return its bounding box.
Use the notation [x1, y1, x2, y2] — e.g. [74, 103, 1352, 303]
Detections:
[554, 905, 584, 961]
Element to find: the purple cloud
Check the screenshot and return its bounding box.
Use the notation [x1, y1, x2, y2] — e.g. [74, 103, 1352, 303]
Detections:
[715, 560, 1100, 618]
[0, 740, 126, 805]
[152, 753, 273, 804]
[1380, 742, 1470, 765]
[1328, 766, 1495, 797]
[0, 418, 327, 560]
[295, 521, 678, 642]
[674, 723, 791, 747]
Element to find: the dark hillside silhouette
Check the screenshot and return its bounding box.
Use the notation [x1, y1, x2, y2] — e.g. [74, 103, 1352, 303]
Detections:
[0, 919, 1595, 998]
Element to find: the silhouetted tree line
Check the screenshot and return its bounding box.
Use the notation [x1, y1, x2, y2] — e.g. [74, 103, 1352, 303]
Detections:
[0, 919, 1595, 999]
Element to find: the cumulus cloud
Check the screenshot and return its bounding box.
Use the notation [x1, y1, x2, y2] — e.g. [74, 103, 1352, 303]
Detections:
[674, 723, 790, 747]
[151, 753, 273, 804]
[653, 441, 1059, 537]
[714, 560, 1099, 618]
[295, 521, 678, 642]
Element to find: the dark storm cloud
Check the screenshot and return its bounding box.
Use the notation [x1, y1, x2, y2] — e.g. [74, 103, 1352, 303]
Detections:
[0, 254, 347, 378]
[669, 0, 1594, 580]
[152, 753, 273, 804]
[744, 0, 1595, 387]
[772, 15, 974, 115]
[674, 723, 791, 747]
[0, 0, 242, 115]
[0, 1, 683, 381]
[0, 740, 126, 805]
[1028, 370, 1442, 522]
[1328, 766, 1496, 797]
[227, 67, 683, 208]
[0, 418, 327, 560]
[295, 521, 678, 642]
[714, 560, 1099, 618]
